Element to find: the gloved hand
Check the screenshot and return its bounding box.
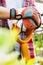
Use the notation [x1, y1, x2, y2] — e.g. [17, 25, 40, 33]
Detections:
[21, 7, 41, 31]
[14, 7, 41, 31]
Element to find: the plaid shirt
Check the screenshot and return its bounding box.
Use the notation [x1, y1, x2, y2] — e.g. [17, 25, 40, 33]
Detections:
[22, 0, 35, 7]
[0, 0, 9, 28]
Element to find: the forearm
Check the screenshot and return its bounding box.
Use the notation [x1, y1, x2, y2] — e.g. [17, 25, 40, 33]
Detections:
[0, 6, 10, 19]
[0, 6, 22, 20]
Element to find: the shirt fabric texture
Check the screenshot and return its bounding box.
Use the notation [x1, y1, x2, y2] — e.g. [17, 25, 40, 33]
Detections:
[0, 0, 9, 28]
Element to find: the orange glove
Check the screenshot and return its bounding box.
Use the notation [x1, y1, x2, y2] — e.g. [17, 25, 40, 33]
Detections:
[21, 7, 41, 31]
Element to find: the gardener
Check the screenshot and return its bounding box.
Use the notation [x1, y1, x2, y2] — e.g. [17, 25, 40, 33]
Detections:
[6, 0, 40, 59]
[0, 0, 41, 60]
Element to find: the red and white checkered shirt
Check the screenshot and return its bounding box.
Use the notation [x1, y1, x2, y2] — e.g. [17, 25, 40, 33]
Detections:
[22, 0, 35, 7]
[0, 0, 6, 6]
[0, 0, 9, 28]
